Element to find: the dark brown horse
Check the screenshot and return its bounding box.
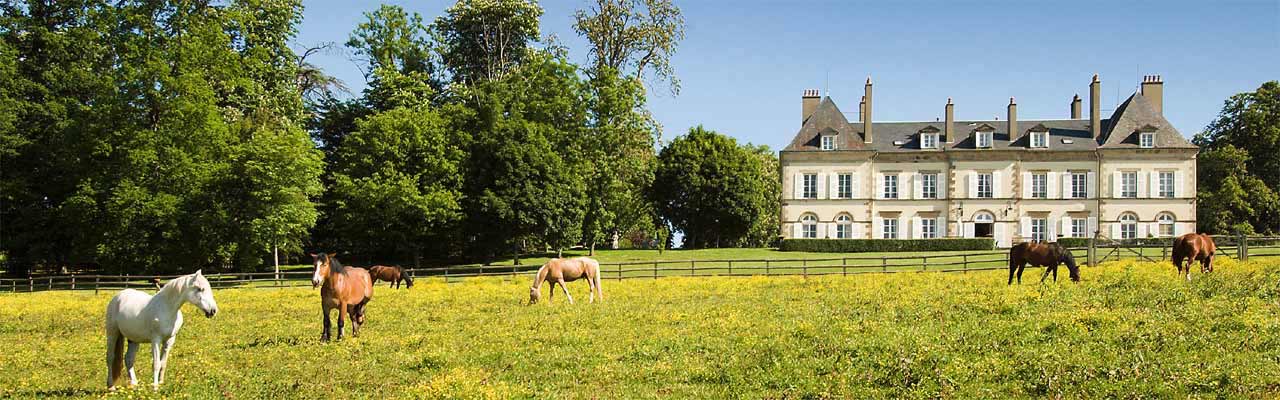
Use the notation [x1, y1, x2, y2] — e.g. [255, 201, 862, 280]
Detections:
[369, 265, 413, 289]
[311, 253, 373, 341]
[1008, 242, 1080, 285]
[1172, 233, 1216, 281]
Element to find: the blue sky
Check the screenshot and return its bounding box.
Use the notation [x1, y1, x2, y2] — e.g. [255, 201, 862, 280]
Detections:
[298, 0, 1280, 151]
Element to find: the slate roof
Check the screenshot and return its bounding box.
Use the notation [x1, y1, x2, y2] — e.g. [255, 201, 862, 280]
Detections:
[783, 93, 1196, 152]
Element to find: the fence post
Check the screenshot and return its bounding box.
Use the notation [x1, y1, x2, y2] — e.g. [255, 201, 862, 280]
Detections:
[765, 260, 771, 275]
[653, 261, 659, 280]
[1239, 232, 1249, 261]
[963, 254, 969, 273]
[881, 257, 887, 273]
[124, 274, 130, 290]
[28, 276, 33, 292]
[690, 260, 695, 277]
[1087, 236, 1097, 267]
[71, 275, 76, 290]
[922, 256, 928, 272]
[842, 258, 848, 276]
[802, 259, 808, 279]
[728, 260, 733, 276]
[94, 277, 100, 294]
[48, 276, 53, 291]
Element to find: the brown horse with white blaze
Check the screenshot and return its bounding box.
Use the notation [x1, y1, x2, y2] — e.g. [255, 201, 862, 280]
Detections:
[1172, 233, 1216, 281]
[311, 253, 373, 341]
[529, 257, 602, 304]
[369, 265, 413, 289]
[1008, 242, 1080, 285]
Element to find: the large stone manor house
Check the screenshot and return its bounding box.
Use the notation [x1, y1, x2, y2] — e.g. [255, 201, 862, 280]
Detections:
[779, 74, 1197, 247]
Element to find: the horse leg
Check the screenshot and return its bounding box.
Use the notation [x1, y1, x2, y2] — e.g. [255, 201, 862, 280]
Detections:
[588, 275, 596, 303]
[558, 279, 574, 304]
[1016, 263, 1026, 284]
[336, 300, 348, 340]
[1008, 262, 1017, 285]
[548, 281, 556, 303]
[156, 337, 174, 386]
[321, 306, 332, 342]
[106, 329, 123, 389]
[124, 340, 139, 386]
[150, 339, 163, 389]
[596, 274, 604, 302]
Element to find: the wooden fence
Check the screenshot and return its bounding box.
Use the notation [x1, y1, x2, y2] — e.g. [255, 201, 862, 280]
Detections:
[3, 235, 1279, 294]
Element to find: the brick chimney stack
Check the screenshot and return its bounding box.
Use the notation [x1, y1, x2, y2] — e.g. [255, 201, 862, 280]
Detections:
[801, 89, 820, 126]
[859, 96, 865, 122]
[1007, 97, 1017, 144]
[1141, 75, 1163, 115]
[863, 77, 873, 144]
[944, 98, 954, 144]
[1071, 94, 1082, 119]
[1090, 74, 1101, 139]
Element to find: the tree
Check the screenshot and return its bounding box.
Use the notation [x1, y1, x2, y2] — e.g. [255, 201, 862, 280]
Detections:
[651, 126, 774, 248]
[1194, 81, 1280, 234]
[579, 67, 658, 254]
[574, 0, 684, 94]
[435, 0, 542, 85]
[743, 144, 780, 247]
[347, 4, 443, 109]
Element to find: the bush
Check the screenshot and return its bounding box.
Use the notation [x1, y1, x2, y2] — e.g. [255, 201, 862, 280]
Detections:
[779, 238, 994, 252]
[1058, 237, 1176, 249]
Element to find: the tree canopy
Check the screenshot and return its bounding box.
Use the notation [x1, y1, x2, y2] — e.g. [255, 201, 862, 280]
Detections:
[1194, 81, 1280, 234]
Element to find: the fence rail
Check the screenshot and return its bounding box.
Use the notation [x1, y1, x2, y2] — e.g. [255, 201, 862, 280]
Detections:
[3, 235, 1279, 294]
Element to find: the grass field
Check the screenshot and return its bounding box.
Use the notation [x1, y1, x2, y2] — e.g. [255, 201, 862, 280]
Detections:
[3, 258, 1279, 398]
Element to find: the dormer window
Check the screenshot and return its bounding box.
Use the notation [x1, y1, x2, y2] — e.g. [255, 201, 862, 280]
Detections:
[921, 133, 938, 149]
[821, 135, 836, 150]
[976, 131, 993, 148]
[1139, 132, 1154, 148]
[1029, 131, 1049, 148]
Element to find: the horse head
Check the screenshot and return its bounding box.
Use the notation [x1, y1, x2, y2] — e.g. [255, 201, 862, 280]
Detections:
[183, 270, 219, 318]
[529, 286, 541, 304]
[1057, 245, 1081, 282]
[310, 253, 336, 288]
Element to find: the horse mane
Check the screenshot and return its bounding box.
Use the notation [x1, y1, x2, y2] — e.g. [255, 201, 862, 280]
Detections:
[325, 254, 346, 273]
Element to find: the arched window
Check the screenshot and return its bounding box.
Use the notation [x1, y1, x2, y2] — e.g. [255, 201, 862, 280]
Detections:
[801, 214, 818, 239]
[836, 214, 853, 239]
[1157, 213, 1175, 237]
[1119, 213, 1138, 240]
[974, 212, 995, 223]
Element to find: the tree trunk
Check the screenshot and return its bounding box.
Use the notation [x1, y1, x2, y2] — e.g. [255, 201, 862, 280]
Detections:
[272, 244, 280, 281]
[413, 247, 422, 268]
[589, 242, 595, 256]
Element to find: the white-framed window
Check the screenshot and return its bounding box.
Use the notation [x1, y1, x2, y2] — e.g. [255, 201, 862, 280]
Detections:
[1140, 132, 1154, 148]
[821, 135, 836, 151]
[1031, 218, 1047, 242]
[1120, 213, 1138, 240]
[1157, 213, 1175, 237]
[921, 133, 938, 149]
[974, 212, 994, 224]
[921, 173, 938, 199]
[1121, 172, 1137, 198]
[976, 131, 993, 148]
[1071, 217, 1088, 238]
[1030, 131, 1049, 148]
[921, 217, 937, 239]
[1031, 173, 1047, 199]
[802, 174, 817, 199]
[883, 218, 899, 239]
[1071, 172, 1088, 199]
[838, 173, 853, 199]
[883, 174, 899, 199]
[977, 173, 994, 198]
[1159, 171, 1175, 198]
[801, 214, 818, 239]
[836, 214, 852, 239]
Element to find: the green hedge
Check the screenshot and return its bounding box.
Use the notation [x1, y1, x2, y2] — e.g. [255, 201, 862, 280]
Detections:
[1058, 237, 1176, 248]
[779, 238, 995, 253]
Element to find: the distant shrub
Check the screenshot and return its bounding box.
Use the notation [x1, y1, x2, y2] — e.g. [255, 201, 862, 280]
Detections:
[779, 238, 994, 252]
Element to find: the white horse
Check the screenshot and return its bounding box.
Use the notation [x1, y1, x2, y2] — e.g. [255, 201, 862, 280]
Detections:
[105, 270, 219, 390]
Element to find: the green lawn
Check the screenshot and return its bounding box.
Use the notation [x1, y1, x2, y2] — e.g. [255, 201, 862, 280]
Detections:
[2, 258, 1279, 398]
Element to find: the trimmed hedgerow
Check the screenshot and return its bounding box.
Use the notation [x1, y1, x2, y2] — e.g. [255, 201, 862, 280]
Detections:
[779, 238, 994, 252]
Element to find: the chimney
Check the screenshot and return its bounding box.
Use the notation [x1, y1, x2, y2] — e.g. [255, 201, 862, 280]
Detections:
[858, 96, 865, 122]
[1141, 75, 1163, 115]
[863, 77, 873, 144]
[944, 97, 954, 144]
[801, 89, 821, 126]
[1071, 94, 1082, 119]
[1007, 97, 1017, 144]
[1090, 74, 1101, 139]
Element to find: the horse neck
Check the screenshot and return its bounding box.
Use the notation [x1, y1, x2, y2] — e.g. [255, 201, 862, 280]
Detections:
[531, 265, 548, 288]
[153, 278, 188, 311]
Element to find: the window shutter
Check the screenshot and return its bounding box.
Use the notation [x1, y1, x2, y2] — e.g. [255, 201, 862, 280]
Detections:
[793, 173, 803, 199]
[1047, 219, 1057, 241]
[899, 173, 908, 199]
[1149, 171, 1159, 198]
[1087, 217, 1097, 238]
[993, 170, 1003, 198]
[1137, 222, 1148, 238]
[1173, 222, 1185, 237]
[968, 172, 978, 199]
[899, 217, 908, 239]
[1060, 216, 1071, 238]
[816, 174, 826, 199]
[825, 222, 834, 239]
[938, 173, 947, 199]
[937, 216, 947, 238]
[792, 223, 800, 239]
[1112, 171, 1121, 198]
[1022, 172, 1032, 199]
[993, 222, 1005, 248]
[963, 222, 975, 238]
[875, 174, 884, 200]
[828, 174, 839, 199]
[1087, 172, 1097, 199]
[1174, 171, 1183, 198]
[1061, 172, 1072, 199]
[1047, 171, 1057, 199]
[911, 216, 922, 239]
[1020, 216, 1031, 242]
[851, 173, 860, 199]
[913, 173, 923, 200]
[873, 216, 882, 238]
[851, 222, 862, 239]
[1111, 221, 1121, 240]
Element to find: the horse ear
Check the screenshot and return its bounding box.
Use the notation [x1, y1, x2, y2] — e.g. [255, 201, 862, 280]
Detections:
[327, 252, 337, 258]
[195, 269, 203, 276]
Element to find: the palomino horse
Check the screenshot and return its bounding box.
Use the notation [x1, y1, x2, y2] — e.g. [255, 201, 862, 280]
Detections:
[369, 265, 414, 289]
[105, 270, 219, 390]
[311, 253, 373, 341]
[1172, 233, 1216, 281]
[1008, 242, 1080, 285]
[529, 257, 603, 304]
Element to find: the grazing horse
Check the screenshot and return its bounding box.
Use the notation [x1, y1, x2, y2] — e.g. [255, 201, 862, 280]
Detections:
[105, 270, 219, 390]
[369, 265, 413, 289]
[1008, 242, 1080, 285]
[529, 257, 603, 304]
[311, 253, 373, 341]
[1172, 233, 1216, 281]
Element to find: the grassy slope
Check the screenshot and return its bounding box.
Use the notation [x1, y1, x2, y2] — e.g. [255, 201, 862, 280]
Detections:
[2, 258, 1279, 399]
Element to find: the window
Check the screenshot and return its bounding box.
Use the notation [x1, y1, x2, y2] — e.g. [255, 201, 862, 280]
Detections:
[1121, 172, 1137, 198]
[1159, 171, 1175, 198]
[976, 131, 992, 148]
[821, 136, 836, 151]
[977, 173, 994, 198]
[921, 133, 938, 149]
[1071, 217, 1088, 238]
[838, 173, 853, 199]
[836, 215, 852, 239]
[921, 218, 937, 239]
[921, 173, 938, 199]
[1031, 218, 1047, 242]
[1158, 213, 1175, 237]
[1031, 173, 1047, 199]
[802, 174, 817, 199]
[801, 214, 818, 239]
[883, 218, 898, 239]
[1030, 131, 1048, 148]
[1140, 132, 1154, 148]
[883, 174, 899, 199]
[1120, 213, 1138, 240]
[1071, 172, 1088, 199]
